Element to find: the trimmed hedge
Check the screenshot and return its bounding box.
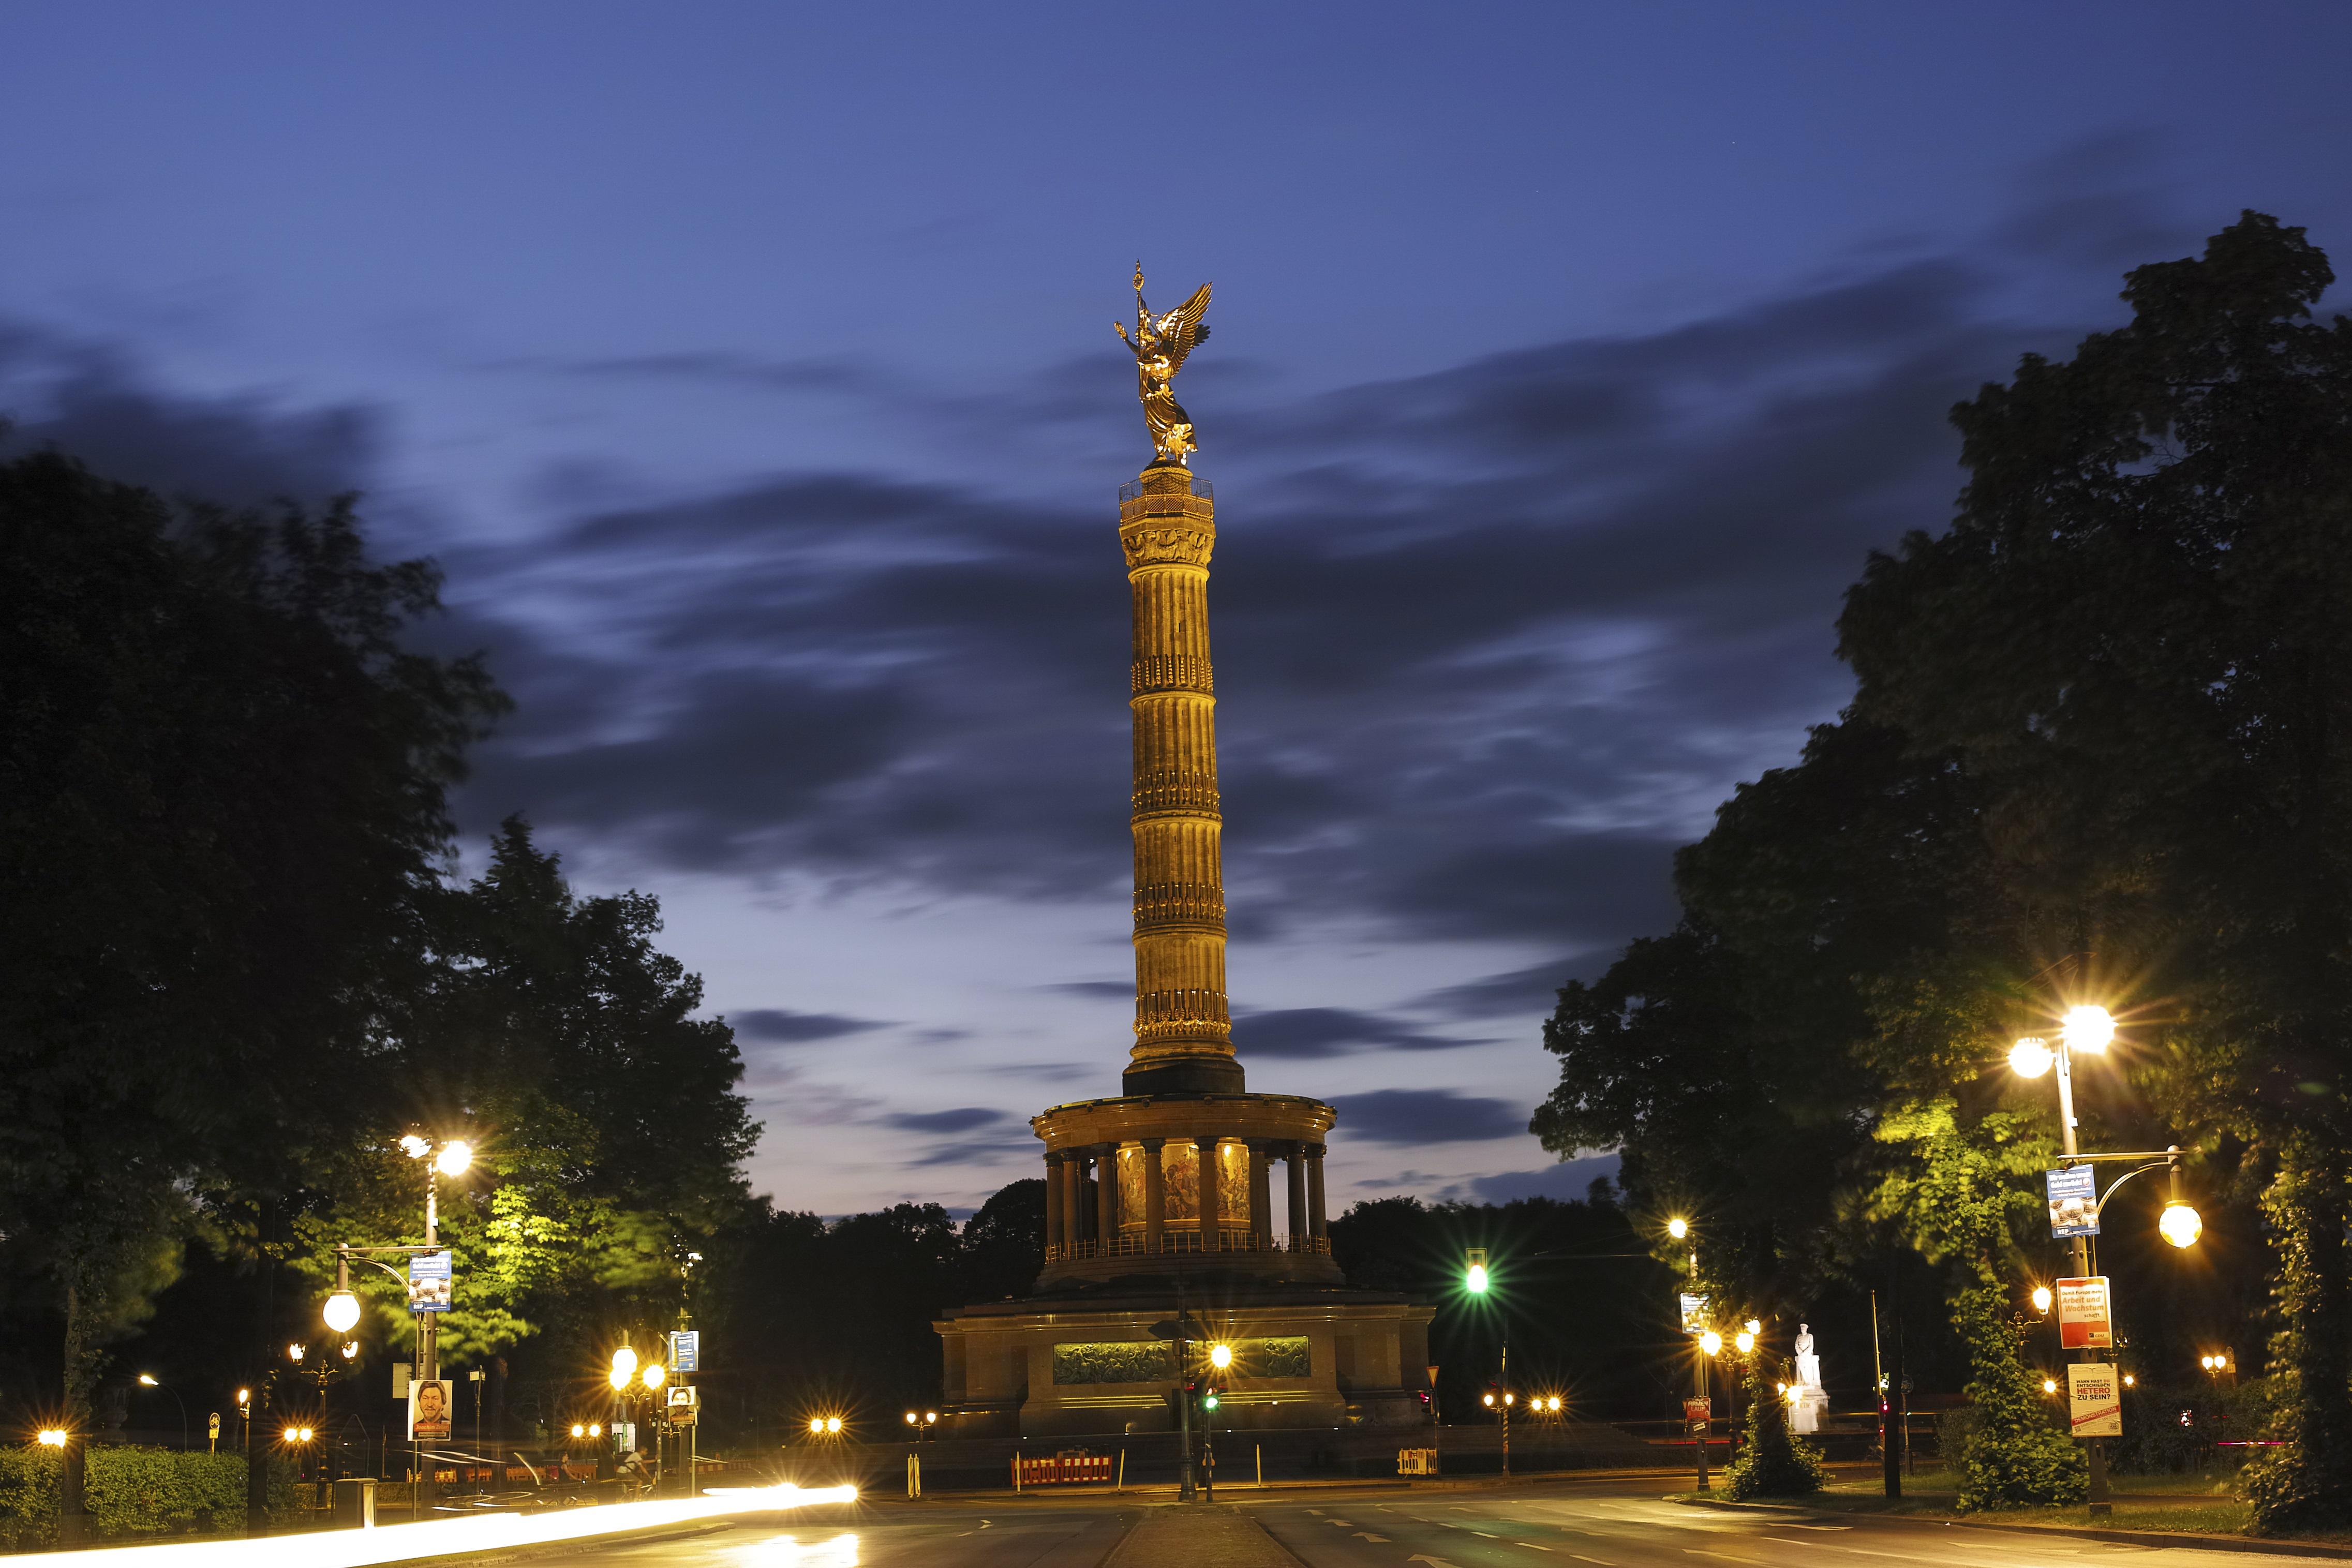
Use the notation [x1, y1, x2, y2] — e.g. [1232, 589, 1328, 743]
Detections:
[0, 1444, 299, 1548]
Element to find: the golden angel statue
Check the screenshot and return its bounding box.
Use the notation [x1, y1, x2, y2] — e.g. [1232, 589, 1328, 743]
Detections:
[1115, 265, 1212, 463]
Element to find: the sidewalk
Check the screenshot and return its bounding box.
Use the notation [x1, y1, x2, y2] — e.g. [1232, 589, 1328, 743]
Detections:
[1103, 1505, 1300, 1567]
[1675, 1492, 2352, 1560]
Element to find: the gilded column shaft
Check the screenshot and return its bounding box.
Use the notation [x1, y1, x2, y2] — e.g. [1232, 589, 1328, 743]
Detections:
[1120, 466, 1242, 1095]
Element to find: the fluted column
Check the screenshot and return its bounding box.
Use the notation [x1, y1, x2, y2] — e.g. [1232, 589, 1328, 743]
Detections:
[1063, 1153, 1086, 1252]
[1286, 1143, 1308, 1246]
[1306, 1144, 1328, 1240]
[1121, 465, 1244, 1096]
[1095, 1145, 1118, 1247]
[1143, 1138, 1167, 1254]
[1045, 1155, 1066, 1254]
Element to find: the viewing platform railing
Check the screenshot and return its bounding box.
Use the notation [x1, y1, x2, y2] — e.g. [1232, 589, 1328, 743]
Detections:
[1045, 1231, 1329, 1263]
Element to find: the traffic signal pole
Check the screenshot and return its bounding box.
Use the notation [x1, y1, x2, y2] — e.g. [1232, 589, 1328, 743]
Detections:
[1177, 1329, 1195, 1502]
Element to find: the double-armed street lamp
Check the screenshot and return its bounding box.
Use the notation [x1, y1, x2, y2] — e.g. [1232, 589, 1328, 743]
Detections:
[605, 1340, 672, 1484]
[2007, 1003, 2205, 1515]
[315, 1131, 474, 1513]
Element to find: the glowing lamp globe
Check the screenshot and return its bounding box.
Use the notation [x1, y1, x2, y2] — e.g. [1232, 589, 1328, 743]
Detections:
[609, 1346, 639, 1391]
[37, 1430, 67, 1448]
[1700, 1331, 1723, 1357]
[2160, 1202, 2202, 1249]
[1734, 1331, 1755, 1353]
[2031, 1285, 2053, 1314]
[2061, 1006, 2116, 1054]
[810, 1418, 825, 1435]
[323, 1291, 362, 1333]
[825, 1417, 842, 1434]
[1666, 1217, 1688, 1241]
[2008, 1038, 2055, 1078]
[2042, 1378, 2058, 1395]
[434, 1140, 473, 1176]
[1209, 1343, 1233, 1369]
[1465, 1262, 1488, 1294]
[642, 1362, 666, 1391]
[399, 1134, 431, 1160]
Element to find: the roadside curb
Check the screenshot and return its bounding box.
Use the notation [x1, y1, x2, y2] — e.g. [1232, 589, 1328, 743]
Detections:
[1672, 1492, 2352, 1560]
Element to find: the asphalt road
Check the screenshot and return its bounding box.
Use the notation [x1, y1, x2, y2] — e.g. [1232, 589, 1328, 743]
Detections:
[515, 1477, 2349, 1567]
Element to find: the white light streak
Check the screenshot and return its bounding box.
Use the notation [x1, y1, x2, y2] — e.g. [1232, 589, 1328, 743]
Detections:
[3, 1483, 857, 1566]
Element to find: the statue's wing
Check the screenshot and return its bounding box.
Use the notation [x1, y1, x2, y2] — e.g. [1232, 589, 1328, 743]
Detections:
[1158, 283, 1213, 373]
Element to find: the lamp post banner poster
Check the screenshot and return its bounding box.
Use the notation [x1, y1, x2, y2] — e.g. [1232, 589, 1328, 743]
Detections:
[407, 1379, 453, 1441]
[2046, 1166, 2100, 1238]
[1678, 1294, 1709, 1336]
[2067, 1363, 2123, 1438]
[2057, 1276, 2113, 1350]
[408, 1250, 452, 1313]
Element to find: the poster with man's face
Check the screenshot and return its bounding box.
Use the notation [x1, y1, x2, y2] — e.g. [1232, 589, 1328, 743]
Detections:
[408, 1378, 454, 1440]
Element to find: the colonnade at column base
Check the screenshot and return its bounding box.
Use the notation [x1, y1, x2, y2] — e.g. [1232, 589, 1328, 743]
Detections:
[1029, 1091, 1342, 1290]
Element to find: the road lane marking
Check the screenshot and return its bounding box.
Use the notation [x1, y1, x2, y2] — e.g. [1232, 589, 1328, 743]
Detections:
[1356, 1532, 1392, 1542]
[1569, 1557, 1617, 1566]
[1516, 1543, 1555, 1552]
[1684, 1552, 1767, 1564]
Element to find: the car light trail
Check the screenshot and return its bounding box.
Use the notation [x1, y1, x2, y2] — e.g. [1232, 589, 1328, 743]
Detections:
[5, 1483, 858, 1567]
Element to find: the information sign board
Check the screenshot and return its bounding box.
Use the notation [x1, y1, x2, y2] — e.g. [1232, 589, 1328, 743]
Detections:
[671, 1329, 700, 1373]
[2067, 1363, 2123, 1438]
[2046, 1166, 2100, 1238]
[2057, 1275, 2112, 1350]
[1678, 1293, 1710, 1336]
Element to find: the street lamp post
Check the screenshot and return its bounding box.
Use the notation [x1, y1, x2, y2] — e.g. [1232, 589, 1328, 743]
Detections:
[2009, 1005, 2202, 1517]
[136, 1375, 188, 1452]
[1666, 1219, 1716, 1493]
[319, 1132, 472, 1517]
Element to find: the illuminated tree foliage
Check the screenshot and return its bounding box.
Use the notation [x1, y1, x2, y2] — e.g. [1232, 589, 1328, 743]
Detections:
[1538, 214, 2352, 1525]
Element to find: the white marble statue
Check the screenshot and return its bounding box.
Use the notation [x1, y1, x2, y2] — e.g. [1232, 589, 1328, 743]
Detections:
[1790, 1322, 1829, 1435]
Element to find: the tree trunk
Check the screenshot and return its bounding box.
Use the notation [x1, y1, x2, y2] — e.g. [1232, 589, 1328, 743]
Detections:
[59, 1277, 89, 1545]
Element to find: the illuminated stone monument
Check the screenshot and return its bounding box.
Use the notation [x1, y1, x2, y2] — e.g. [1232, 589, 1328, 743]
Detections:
[932, 271, 1435, 1439]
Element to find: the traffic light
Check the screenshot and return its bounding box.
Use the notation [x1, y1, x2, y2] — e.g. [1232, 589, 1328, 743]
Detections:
[1464, 1247, 1489, 1294]
[1202, 1385, 1220, 1411]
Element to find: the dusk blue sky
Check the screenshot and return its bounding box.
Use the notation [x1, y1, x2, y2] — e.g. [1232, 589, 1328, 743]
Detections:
[5, 4, 2350, 1217]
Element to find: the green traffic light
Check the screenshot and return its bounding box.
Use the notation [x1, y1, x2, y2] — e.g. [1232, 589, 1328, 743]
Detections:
[1203, 1392, 1219, 1410]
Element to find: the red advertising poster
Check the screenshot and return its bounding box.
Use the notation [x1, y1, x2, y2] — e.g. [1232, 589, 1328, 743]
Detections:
[2057, 1276, 2112, 1350]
